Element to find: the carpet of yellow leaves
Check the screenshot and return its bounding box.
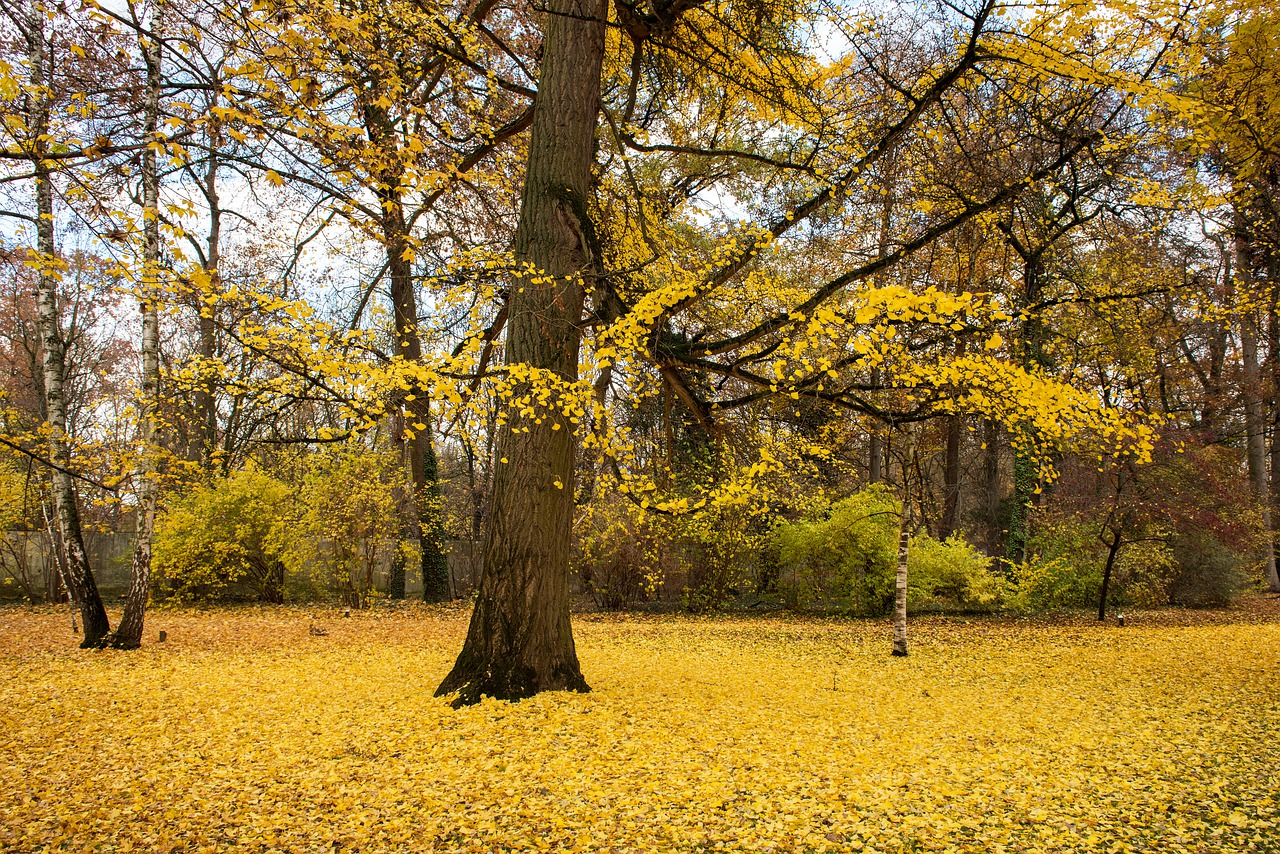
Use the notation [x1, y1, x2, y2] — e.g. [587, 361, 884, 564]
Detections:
[2, 602, 1279, 853]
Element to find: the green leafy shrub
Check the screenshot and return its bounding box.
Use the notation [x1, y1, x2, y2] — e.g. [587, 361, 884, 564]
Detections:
[772, 485, 1003, 614]
[773, 485, 900, 614]
[908, 534, 1005, 612]
[1008, 516, 1104, 612]
[153, 468, 292, 602]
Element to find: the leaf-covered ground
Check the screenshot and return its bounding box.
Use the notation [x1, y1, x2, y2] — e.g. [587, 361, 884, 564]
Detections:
[2, 601, 1278, 853]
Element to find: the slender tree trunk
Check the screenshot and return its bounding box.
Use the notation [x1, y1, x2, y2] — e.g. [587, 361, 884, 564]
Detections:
[1238, 215, 1280, 593]
[25, 1, 110, 647]
[371, 167, 451, 601]
[112, 22, 163, 649]
[868, 169, 894, 487]
[437, 0, 604, 705]
[869, 371, 883, 484]
[1008, 255, 1046, 565]
[419, 417, 451, 600]
[981, 419, 1001, 558]
[892, 424, 917, 657]
[1097, 529, 1121, 621]
[194, 144, 220, 469]
[1267, 287, 1280, 561]
[940, 414, 962, 537]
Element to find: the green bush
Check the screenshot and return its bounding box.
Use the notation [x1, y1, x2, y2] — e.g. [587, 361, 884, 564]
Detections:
[153, 468, 292, 602]
[773, 485, 899, 614]
[1008, 517, 1104, 612]
[908, 534, 1005, 612]
[772, 485, 1003, 614]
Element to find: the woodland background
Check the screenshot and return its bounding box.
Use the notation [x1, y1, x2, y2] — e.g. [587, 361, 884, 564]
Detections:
[2, 0, 1279, 629]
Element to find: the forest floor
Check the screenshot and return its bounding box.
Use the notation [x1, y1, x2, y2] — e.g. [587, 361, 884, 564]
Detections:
[1, 598, 1278, 853]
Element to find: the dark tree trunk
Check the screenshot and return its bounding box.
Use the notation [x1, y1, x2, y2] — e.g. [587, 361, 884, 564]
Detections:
[420, 421, 452, 601]
[193, 146, 220, 469]
[981, 419, 1001, 558]
[1097, 530, 1121, 621]
[1238, 209, 1280, 593]
[25, 1, 110, 647]
[112, 19, 163, 649]
[363, 89, 453, 601]
[940, 414, 962, 537]
[375, 189, 451, 602]
[436, 0, 605, 706]
[1007, 254, 1045, 565]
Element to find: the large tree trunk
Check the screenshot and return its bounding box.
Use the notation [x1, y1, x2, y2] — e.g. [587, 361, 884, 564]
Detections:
[25, 0, 110, 647]
[1237, 212, 1280, 593]
[112, 21, 163, 649]
[436, 0, 604, 706]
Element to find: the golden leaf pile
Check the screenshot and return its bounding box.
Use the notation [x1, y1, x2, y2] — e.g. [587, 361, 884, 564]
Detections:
[1, 603, 1278, 852]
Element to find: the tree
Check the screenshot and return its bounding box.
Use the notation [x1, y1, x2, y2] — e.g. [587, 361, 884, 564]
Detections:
[4, 0, 113, 645]
[435, 0, 605, 705]
[110, 0, 164, 649]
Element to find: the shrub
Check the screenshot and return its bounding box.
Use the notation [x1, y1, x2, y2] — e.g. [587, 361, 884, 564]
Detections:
[908, 534, 1005, 612]
[289, 445, 406, 609]
[772, 486, 1004, 614]
[773, 485, 900, 614]
[153, 468, 292, 602]
[1167, 531, 1250, 606]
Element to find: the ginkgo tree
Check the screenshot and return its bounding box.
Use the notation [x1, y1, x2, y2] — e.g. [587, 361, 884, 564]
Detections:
[420, 0, 1178, 702]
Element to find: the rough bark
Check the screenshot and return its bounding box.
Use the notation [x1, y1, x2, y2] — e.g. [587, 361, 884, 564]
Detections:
[436, 0, 604, 706]
[25, 0, 110, 647]
[111, 21, 163, 650]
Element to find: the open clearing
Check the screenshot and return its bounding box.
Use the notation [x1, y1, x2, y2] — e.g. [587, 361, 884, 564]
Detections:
[2, 602, 1278, 853]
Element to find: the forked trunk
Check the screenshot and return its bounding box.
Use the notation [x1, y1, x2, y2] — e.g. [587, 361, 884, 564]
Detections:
[436, 0, 605, 706]
[1097, 529, 1121, 621]
[25, 0, 110, 646]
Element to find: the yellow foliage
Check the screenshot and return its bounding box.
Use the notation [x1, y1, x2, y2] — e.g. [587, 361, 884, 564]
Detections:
[1, 605, 1278, 851]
